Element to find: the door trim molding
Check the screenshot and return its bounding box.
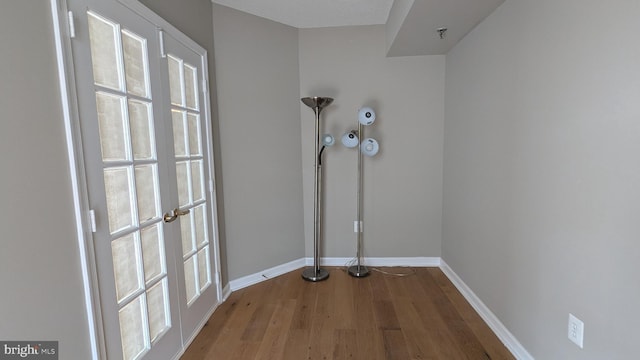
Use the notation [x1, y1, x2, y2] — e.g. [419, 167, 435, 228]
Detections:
[50, 0, 104, 358]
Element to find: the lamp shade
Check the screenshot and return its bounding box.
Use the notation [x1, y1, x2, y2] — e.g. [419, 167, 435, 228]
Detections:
[322, 134, 335, 146]
[341, 131, 359, 148]
[358, 107, 376, 126]
[360, 138, 379, 157]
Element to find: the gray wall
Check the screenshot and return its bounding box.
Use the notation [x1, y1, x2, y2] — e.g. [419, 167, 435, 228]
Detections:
[212, 4, 305, 280]
[138, 0, 230, 286]
[443, 0, 640, 358]
[0, 1, 92, 358]
[209, 12, 445, 279]
[299, 26, 444, 259]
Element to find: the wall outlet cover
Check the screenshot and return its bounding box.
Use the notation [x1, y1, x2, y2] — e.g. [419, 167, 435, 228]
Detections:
[568, 313, 584, 348]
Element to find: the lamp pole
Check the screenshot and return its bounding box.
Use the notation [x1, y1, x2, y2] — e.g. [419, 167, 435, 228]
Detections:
[348, 121, 369, 277]
[301, 97, 332, 282]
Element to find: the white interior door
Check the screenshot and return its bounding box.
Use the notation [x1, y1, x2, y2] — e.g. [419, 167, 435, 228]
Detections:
[160, 32, 220, 341]
[66, 0, 220, 359]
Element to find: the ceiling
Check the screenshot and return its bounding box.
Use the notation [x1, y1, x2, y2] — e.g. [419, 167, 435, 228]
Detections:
[210, 0, 506, 55]
[211, 0, 395, 29]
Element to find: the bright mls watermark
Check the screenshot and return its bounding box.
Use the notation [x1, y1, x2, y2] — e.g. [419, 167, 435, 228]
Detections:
[0, 342, 57, 359]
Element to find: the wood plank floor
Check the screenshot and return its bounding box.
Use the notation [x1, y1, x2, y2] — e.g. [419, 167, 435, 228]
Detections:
[181, 267, 514, 360]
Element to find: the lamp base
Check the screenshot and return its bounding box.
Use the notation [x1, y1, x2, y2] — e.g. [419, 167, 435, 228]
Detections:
[348, 265, 370, 278]
[302, 267, 330, 282]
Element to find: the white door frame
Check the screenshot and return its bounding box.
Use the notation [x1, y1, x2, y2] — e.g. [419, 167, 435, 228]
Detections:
[49, 0, 223, 358]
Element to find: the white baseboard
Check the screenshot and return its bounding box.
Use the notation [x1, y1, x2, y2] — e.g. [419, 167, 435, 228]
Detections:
[305, 257, 352, 266]
[221, 283, 231, 302]
[439, 260, 533, 360]
[304, 256, 441, 267]
[364, 257, 440, 267]
[229, 258, 306, 291]
[229, 257, 441, 292]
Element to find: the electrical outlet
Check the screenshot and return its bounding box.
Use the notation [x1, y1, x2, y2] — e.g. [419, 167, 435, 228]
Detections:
[353, 220, 363, 233]
[568, 314, 584, 348]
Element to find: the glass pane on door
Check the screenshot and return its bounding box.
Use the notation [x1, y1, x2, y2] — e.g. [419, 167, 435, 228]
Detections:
[146, 279, 170, 342]
[134, 164, 159, 224]
[121, 30, 149, 98]
[166, 54, 212, 306]
[96, 92, 128, 162]
[118, 296, 148, 360]
[183, 64, 198, 110]
[140, 224, 165, 284]
[88, 13, 122, 91]
[128, 100, 154, 160]
[103, 167, 135, 234]
[111, 233, 143, 303]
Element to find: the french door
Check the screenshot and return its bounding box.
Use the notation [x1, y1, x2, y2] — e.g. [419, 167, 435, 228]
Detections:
[66, 0, 220, 359]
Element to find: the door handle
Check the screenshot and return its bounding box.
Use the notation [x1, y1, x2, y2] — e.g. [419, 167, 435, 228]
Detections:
[163, 208, 190, 223]
[175, 208, 190, 216]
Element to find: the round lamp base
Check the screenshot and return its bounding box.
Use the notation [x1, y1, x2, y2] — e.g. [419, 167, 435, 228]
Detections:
[348, 265, 370, 278]
[301, 267, 330, 282]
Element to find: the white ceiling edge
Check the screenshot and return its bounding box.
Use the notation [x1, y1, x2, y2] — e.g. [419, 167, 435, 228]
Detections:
[211, 0, 506, 55]
[385, 0, 414, 53]
[386, 0, 506, 56]
[211, 0, 394, 29]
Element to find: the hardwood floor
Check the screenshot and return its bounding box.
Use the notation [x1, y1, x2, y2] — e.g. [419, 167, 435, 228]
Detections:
[181, 267, 514, 360]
